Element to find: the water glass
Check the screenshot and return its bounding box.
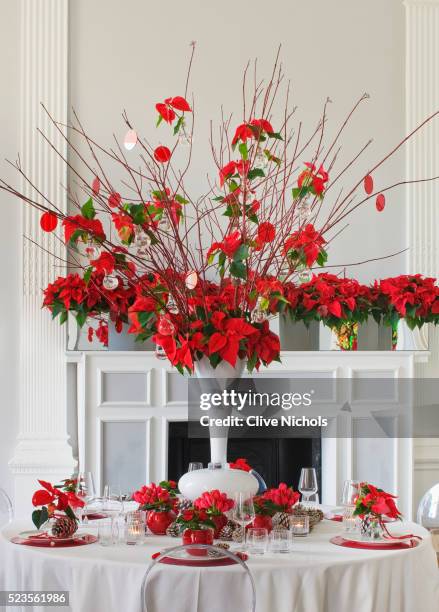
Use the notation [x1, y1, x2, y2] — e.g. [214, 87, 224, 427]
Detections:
[98, 519, 118, 546]
[269, 528, 293, 553]
[341, 480, 360, 506]
[188, 462, 203, 472]
[298, 468, 318, 505]
[290, 515, 310, 536]
[232, 493, 256, 548]
[246, 528, 268, 555]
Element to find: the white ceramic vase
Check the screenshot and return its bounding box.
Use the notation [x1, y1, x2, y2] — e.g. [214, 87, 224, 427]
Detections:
[178, 357, 259, 501]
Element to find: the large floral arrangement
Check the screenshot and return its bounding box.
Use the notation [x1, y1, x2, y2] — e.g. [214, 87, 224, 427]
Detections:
[3, 47, 439, 371]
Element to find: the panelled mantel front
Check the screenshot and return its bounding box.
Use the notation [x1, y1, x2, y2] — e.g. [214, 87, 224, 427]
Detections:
[9, 0, 75, 514]
[69, 350, 427, 521]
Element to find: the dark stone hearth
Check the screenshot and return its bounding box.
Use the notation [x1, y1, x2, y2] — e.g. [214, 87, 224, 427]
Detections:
[167, 422, 321, 492]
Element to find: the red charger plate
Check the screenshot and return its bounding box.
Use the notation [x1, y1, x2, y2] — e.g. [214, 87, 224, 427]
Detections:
[151, 551, 248, 567]
[330, 535, 420, 550]
[10, 534, 98, 548]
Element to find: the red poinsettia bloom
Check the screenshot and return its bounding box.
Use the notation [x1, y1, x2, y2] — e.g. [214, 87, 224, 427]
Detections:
[257, 221, 275, 243]
[156, 103, 176, 124]
[108, 192, 121, 208]
[194, 490, 234, 515]
[297, 163, 329, 196]
[232, 123, 255, 145]
[111, 212, 135, 243]
[219, 161, 237, 186]
[262, 483, 300, 511]
[354, 482, 402, 520]
[91, 251, 115, 275]
[250, 118, 274, 134]
[208, 315, 257, 366]
[164, 96, 192, 112]
[229, 458, 252, 472]
[207, 231, 242, 261]
[154, 146, 172, 163]
[283, 223, 326, 267]
[62, 215, 105, 244]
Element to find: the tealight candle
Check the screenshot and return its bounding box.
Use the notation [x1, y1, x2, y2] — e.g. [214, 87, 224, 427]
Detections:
[290, 515, 309, 536]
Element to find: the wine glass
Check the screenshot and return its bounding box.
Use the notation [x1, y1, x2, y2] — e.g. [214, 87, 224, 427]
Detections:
[75, 472, 96, 522]
[232, 493, 255, 550]
[298, 468, 318, 506]
[188, 462, 203, 472]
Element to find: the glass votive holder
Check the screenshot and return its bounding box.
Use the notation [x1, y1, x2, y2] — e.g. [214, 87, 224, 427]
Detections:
[269, 528, 293, 553]
[98, 518, 119, 546]
[342, 507, 359, 533]
[290, 515, 310, 537]
[246, 528, 268, 555]
[125, 511, 146, 545]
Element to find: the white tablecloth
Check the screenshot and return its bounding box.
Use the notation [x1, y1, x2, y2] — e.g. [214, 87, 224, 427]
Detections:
[0, 519, 438, 612]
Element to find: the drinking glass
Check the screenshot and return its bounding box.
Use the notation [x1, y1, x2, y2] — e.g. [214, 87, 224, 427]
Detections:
[269, 528, 293, 553]
[188, 462, 203, 472]
[75, 472, 96, 522]
[298, 468, 318, 505]
[232, 493, 255, 549]
[98, 518, 119, 546]
[103, 484, 124, 540]
[125, 511, 146, 545]
[341, 479, 360, 532]
[246, 528, 268, 555]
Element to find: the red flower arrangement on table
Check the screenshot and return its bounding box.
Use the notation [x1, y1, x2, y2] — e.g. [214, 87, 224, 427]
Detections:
[4, 46, 439, 368]
[353, 482, 403, 540]
[193, 490, 235, 537]
[132, 483, 176, 535]
[31, 480, 85, 538]
[176, 508, 216, 556]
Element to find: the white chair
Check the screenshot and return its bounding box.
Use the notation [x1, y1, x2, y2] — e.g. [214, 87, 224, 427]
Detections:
[0, 488, 13, 526]
[141, 543, 256, 612]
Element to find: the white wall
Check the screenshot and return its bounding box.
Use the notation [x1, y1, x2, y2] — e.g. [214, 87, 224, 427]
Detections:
[0, 1, 20, 501]
[69, 0, 406, 282]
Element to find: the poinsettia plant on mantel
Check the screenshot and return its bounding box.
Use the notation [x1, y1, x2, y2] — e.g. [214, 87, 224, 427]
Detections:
[3, 45, 439, 372]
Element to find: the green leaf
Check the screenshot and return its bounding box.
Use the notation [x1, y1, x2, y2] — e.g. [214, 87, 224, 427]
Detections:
[247, 352, 258, 373]
[173, 116, 184, 135]
[229, 179, 240, 192]
[174, 194, 189, 205]
[32, 507, 48, 529]
[233, 244, 249, 262]
[230, 260, 247, 280]
[75, 311, 87, 328]
[83, 266, 93, 286]
[59, 311, 68, 325]
[248, 213, 259, 224]
[129, 203, 146, 225]
[316, 250, 328, 267]
[248, 168, 265, 181]
[267, 132, 283, 140]
[238, 142, 248, 160]
[138, 311, 154, 328]
[156, 115, 163, 127]
[51, 301, 65, 319]
[81, 198, 96, 220]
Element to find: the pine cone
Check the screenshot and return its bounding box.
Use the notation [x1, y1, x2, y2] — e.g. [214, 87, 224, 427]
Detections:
[214, 542, 230, 551]
[51, 517, 78, 538]
[166, 521, 181, 537]
[272, 512, 290, 530]
[218, 523, 234, 541]
[231, 525, 245, 542]
[176, 497, 193, 513]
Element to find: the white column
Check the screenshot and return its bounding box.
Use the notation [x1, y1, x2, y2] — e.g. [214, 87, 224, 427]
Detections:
[405, 0, 439, 514]
[9, 0, 75, 517]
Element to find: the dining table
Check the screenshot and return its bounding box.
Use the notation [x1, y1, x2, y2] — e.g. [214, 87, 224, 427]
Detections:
[0, 516, 438, 612]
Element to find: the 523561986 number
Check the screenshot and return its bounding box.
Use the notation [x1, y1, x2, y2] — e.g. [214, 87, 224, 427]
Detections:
[0, 591, 69, 606]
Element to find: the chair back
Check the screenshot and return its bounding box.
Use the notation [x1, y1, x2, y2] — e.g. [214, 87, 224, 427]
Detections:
[0, 488, 13, 526]
[141, 543, 256, 612]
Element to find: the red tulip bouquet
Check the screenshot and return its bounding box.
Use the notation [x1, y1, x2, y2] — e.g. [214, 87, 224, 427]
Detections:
[194, 489, 235, 537]
[3, 46, 439, 370]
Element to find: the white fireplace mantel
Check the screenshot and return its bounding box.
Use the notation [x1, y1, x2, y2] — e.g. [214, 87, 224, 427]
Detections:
[64, 349, 430, 522]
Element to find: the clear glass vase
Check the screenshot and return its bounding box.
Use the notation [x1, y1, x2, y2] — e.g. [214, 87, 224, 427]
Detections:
[333, 322, 358, 351]
[360, 515, 383, 541]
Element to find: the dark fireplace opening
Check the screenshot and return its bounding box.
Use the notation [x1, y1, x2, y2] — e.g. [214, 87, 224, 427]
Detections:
[167, 422, 321, 493]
